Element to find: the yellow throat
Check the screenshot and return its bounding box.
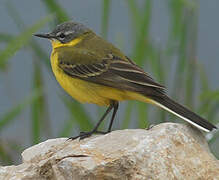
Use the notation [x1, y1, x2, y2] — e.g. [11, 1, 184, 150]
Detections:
[51, 37, 83, 49]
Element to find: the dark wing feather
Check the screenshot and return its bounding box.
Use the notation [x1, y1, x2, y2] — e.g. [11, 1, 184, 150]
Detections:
[109, 58, 165, 89]
[59, 55, 166, 97]
[60, 60, 109, 77]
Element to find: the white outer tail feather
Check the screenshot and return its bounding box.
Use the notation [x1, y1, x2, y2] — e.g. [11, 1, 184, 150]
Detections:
[151, 100, 210, 132]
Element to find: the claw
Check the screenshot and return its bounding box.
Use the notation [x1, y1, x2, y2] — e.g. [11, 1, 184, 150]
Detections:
[95, 131, 108, 134]
[68, 131, 93, 141]
[68, 130, 109, 141]
[146, 124, 156, 130]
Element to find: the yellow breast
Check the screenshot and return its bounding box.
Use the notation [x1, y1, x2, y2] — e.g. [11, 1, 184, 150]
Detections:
[50, 50, 129, 106]
[50, 44, 152, 106]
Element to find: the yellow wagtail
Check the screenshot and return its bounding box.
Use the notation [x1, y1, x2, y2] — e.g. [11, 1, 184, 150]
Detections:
[34, 21, 217, 140]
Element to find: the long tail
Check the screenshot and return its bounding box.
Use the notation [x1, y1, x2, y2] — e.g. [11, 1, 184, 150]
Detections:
[150, 95, 217, 132]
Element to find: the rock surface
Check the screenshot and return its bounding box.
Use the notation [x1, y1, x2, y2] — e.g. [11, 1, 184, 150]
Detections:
[0, 123, 218, 180]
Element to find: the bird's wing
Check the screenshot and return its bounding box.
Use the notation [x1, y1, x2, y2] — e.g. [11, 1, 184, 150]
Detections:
[58, 52, 165, 96]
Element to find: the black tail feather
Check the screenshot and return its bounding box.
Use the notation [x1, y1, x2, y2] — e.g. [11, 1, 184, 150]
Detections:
[150, 95, 217, 132]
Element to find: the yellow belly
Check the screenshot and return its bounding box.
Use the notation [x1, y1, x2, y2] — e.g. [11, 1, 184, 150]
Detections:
[50, 51, 153, 106]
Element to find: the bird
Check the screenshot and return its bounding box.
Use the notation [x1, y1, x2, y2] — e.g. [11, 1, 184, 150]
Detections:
[34, 21, 217, 140]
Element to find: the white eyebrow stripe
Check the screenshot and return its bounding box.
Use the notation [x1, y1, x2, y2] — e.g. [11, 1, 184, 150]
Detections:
[56, 31, 74, 36]
[64, 31, 74, 35]
[56, 32, 62, 36]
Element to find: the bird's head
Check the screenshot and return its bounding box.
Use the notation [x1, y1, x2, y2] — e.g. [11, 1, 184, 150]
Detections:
[34, 21, 90, 48]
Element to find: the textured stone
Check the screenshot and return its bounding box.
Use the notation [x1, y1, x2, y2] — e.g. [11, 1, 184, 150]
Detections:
[0, 123, 218, 180]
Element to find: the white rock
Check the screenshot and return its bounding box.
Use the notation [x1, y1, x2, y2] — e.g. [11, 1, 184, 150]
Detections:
[0, 123, 218, 180]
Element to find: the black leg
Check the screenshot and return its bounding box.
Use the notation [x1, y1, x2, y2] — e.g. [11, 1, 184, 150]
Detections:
[96, 101, 119, 134]
[69, 102, 115, 140]
[92, 103, 114, 132]
[107, 101, 119, 132]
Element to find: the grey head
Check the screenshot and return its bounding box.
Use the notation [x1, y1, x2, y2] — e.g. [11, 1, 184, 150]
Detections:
[34, 21, 90, 43]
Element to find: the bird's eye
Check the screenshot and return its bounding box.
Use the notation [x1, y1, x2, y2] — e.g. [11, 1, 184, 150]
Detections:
[59, 33, 65, 39]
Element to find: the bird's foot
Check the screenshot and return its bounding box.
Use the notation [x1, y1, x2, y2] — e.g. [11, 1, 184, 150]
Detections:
[68, 130, 109, 141]
[146, 124, 156, 130]
[95, 131, 109, 134]
[68, 131, 94, 141]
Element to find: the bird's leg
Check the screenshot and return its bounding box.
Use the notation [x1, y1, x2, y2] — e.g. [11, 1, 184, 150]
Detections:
[95, 101, 119, 134]
[107, 101, 118, 132]
[69, 102, 114, 140]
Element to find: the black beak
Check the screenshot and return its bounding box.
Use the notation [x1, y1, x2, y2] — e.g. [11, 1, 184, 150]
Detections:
[34, 33, 54, 39]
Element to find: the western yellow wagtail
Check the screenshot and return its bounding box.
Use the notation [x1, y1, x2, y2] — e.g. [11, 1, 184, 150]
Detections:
[34, 21, 217, 140]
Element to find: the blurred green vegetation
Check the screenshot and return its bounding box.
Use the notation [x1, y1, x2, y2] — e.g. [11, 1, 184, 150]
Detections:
[0, 0, 218, 165]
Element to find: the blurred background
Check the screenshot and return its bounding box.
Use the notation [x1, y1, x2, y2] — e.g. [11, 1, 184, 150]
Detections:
[0, 0, 218, 165]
